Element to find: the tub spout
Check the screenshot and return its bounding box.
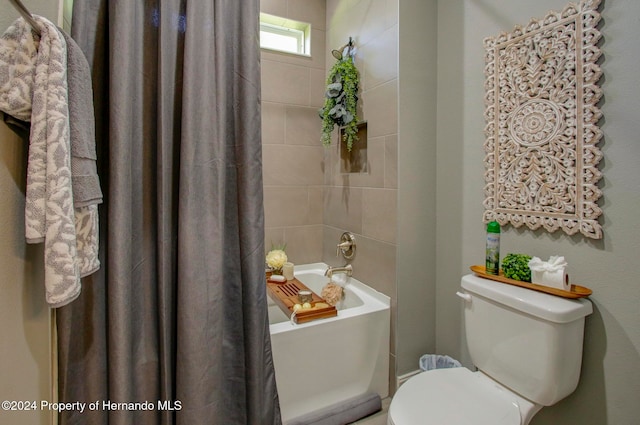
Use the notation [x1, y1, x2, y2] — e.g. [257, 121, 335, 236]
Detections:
[324, 264, 353, 279]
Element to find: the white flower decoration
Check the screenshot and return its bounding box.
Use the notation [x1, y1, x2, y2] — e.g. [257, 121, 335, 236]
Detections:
[266, 249, 288, 270]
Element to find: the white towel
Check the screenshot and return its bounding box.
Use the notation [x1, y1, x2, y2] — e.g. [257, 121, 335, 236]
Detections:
[0, 17, 100, 307]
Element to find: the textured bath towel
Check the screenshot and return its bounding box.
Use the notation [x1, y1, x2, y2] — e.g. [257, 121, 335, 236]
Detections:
[0, 17, 100, 307]
[61, 30, 103, 207]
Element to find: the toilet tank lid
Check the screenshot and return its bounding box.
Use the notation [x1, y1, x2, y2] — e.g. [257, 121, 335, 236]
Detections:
[461, 274, 593, 323]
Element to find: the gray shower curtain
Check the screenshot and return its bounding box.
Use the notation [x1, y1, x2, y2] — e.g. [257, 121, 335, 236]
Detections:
[56, 1, 281, 424]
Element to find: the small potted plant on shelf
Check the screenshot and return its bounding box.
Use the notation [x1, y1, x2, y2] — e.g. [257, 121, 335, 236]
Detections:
[502, 253, 533, 282]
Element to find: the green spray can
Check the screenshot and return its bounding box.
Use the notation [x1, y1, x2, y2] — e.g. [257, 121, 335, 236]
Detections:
[485, 221, 500, 275]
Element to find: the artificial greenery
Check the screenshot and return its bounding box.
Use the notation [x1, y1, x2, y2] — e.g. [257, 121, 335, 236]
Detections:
[502, 253, 533, 282]
[319, 55, 360, 151]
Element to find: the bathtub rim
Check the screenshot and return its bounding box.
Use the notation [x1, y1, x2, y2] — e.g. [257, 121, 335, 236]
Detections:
[268, 262, 390, 335]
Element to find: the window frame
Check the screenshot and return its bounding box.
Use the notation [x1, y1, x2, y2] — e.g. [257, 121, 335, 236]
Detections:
[259, 13, 311, 57]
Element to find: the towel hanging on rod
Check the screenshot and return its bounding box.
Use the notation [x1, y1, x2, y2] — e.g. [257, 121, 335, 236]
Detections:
[8, 0, 41, 36]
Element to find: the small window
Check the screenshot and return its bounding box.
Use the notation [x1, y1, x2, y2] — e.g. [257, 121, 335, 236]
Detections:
[260, 13, 311, 56]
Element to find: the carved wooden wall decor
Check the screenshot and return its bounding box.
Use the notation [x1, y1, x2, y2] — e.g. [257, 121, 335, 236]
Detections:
[483, 0, 603, 239]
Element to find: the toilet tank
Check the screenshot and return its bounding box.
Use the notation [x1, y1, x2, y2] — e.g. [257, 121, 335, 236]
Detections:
[460, 274, 592, 406]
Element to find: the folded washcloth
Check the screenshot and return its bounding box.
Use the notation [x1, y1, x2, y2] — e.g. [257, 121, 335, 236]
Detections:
[0, 16, 100, 307]
[61, 30, 103, 207]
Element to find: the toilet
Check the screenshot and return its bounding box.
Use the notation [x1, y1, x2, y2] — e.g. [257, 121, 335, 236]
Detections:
[388, 273, 593, 425]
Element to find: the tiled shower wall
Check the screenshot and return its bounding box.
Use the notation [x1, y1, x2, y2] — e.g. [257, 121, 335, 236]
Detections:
[261, 0, 399, 390]
[323, 0, 399, 391]
[261, 0, 327, 264]
[322, 1, 398, 285]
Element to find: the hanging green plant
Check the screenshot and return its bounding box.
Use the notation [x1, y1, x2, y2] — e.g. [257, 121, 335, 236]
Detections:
[319, 53, 360, 151]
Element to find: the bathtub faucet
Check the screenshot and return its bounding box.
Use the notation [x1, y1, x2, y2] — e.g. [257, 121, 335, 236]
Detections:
[324, 264, 353, 279]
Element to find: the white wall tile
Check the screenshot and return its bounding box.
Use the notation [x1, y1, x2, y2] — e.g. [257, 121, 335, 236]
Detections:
[361, 25, 398, 91]
[362, 188, 397, 243]
[262, 102, 286, 144]
[261, 0, 287, 17]
[261, 60, 311, 105]
[285, 106, 322, 146]
[362, 80, 398, 138]
[287, 0, 326, 31]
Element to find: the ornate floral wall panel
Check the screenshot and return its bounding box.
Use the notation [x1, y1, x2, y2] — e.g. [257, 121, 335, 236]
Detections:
[482, 0, 604, 239]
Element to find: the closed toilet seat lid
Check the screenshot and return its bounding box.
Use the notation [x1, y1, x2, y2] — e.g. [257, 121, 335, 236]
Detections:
[389, 367, 521, 425]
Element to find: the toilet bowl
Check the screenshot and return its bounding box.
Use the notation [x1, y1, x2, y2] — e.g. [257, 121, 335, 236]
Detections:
[387, 274, 592, 425]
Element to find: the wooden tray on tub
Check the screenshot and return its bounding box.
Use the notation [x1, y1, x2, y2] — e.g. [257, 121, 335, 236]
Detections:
[470, 265, 592, 299]
[266, 274, 337, 324]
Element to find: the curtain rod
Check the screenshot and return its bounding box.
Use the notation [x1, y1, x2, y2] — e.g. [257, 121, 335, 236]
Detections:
[8, 0, 41, 35]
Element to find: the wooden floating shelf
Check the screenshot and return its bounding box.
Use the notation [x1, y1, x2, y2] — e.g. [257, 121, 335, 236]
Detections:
[470, 265, 592, 299]
[266, 275, 337, 324]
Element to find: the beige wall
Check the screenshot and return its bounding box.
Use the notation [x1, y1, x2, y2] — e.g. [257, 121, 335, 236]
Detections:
[396, 0, 438, 377]
[435, 1, 640, 424]
[1, 4, 59, 425]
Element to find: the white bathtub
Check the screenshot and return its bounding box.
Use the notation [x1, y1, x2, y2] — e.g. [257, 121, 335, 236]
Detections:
[268, 263, 390, 423]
